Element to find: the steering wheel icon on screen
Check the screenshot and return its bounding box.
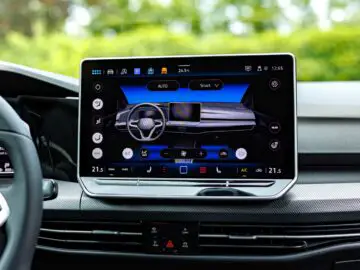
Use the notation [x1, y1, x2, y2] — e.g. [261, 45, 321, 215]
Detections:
[126, 103, 166, 142]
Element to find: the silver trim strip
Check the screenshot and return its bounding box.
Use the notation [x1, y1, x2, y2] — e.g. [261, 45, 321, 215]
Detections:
[199, 233, 360, 240]
[40, 228, 142, 236]
[79, 176, 292, 200]
[41, 228, 92, 234]
[77, 53, 298, 200]
[94, 178, 274, 187]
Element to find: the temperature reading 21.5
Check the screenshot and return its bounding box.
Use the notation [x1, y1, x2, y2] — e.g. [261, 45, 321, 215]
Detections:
[92, 166, 104, 173]
[266, 167, 282, 174]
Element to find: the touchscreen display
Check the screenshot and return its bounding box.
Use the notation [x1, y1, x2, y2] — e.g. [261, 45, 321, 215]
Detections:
[79, 54, 296, 180]
[169, 103, 201, 122]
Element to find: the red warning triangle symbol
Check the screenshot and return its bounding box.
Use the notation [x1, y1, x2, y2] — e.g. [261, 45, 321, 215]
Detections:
[166, 240, 174, 249]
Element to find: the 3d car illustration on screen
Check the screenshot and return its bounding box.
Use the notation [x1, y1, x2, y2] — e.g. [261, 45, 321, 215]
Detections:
[114, 102, 256, 141]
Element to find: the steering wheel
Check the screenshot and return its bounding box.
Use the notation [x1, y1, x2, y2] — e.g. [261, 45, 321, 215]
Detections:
[0, 97, 43, 270]
[127, 103, 166, 142]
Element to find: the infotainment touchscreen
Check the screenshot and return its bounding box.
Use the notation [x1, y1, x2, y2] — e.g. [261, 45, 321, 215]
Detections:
[79, 54, 296, 181]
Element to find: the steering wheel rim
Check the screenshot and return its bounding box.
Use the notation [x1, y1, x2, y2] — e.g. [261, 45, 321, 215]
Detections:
[126, 103, 166, 142]
[0, 96, 43, 270]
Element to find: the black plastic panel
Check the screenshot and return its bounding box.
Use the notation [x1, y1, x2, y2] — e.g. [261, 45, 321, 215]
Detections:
[40, 178, 360, 267]
[43, 181, 82, 220]
[0, 71, 76, 98]
[34, 242, 360, 270]
[78, 182, 360, 224]
[42, 178, 360, 224]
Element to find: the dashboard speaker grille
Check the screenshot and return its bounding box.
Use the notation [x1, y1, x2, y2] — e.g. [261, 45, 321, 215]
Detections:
[38, 221, 143, 253]
[199, 222, 360, 255]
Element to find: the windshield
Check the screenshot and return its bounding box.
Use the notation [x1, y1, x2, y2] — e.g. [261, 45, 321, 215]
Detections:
[0, 0, 359, 81]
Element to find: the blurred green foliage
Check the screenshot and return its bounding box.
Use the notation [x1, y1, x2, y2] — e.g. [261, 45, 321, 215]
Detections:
[1, 0, 360, 81]
[1, 26, 360, 81]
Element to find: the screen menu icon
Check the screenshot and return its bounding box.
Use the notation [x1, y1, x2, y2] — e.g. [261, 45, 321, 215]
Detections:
[92, 69, 102, 75]
[120, 68, 128, 75]
[161, 67, 168, 74]
[179, 166, 188, 175]
[134, 68, 141, 75]
[92, 148, 103, 159]
[147, 67, 154, 75]
[92, 98, 104, 110]
[244, 65, 252, 72]
[93, 116, 103, 127]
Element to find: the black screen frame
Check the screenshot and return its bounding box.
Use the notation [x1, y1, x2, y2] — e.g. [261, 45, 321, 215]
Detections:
[78, 53, 297, 184]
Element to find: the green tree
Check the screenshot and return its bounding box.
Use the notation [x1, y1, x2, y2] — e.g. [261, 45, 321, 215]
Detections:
[214, 0, 283, 33]
[86, 0, 171, 34]
[0, 0, 69, 38]
[290, 0, 317, 29]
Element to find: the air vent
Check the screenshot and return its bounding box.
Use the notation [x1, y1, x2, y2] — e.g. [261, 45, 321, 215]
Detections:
[199, 223, 360, 255]
[38, 221, 143, 253]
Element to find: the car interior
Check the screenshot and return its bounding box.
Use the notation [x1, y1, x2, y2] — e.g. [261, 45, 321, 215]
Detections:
[0, 50, 360, 270]
[1, 1, 360, 269]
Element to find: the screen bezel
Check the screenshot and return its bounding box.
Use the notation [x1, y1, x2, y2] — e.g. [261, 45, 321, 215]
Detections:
[77, 53, 298, 199]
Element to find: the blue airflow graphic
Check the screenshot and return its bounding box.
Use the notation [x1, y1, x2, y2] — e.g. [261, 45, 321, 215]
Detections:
[120, 83, 249, 104]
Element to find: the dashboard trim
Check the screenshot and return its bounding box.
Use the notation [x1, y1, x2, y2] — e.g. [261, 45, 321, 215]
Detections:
[35, 241, 360, 266]
[74, 181, 360, 224]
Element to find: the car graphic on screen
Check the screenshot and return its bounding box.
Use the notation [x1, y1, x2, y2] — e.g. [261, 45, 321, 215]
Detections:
[114, 102, 256, 142]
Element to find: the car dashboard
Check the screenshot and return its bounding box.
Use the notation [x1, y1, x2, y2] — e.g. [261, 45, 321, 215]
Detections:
[2, 61, 360, 270]
[115, 103, 256, 131]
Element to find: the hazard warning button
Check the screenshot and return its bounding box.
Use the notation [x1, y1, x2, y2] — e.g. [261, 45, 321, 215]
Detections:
[165, 240, 175, 249]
